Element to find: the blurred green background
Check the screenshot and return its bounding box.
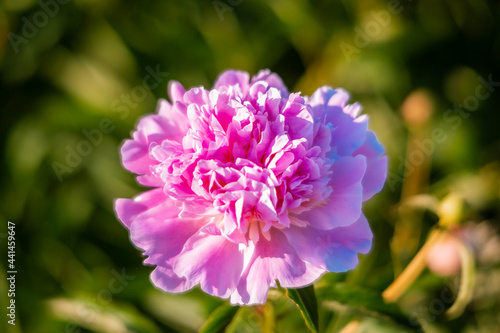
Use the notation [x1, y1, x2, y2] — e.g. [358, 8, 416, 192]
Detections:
[1, 0, 500, 332]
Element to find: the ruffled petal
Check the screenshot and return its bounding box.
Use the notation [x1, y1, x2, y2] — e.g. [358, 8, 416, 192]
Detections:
[251, 69, 289, 96]
[120, 138, 156, 175]
[308, 86, 341, 113]
[309, 87, 368, 158]
[214, 70, 250, 93]
[283, 214, 373, 272]
[168, 80, 186, 103]
[183, 87, 210, 106]
[173, 225, 244, 298]
[151, 265, 195, 293]
[329, 112, 368, 158]
[354, 131, 388, 201]
[121, 108, 188, 175]
[125, 192, 207, 293]
[230, 229, 323, 305]
[136, 113, 185, 145]
[129, 197, 206, 266]
[296, 155, 366, 230]
[114, 188, 166, 229]
[136, 173, 164, 187]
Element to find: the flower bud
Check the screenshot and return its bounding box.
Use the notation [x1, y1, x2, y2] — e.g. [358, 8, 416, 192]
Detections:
[438, 194, 464, 228]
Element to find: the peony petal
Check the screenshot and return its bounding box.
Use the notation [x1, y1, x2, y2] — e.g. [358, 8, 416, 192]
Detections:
[214, 70, 250, 93]
[168, 80, 186, 103]
[136, 114, 184, 144]
[137, 173, 164, 187]
[151, 265, 195, 293]
[354, 131, 387, 201]
[284, 214, 373, 272]
[121, 108, 188, 175]
[157, 98, 189, 124]
[121, 192, 207, 293]
[296, 155, 366, 229]
[328, 113, 368, 158]
[308, 86, 350, 111]
[312, 123, 332, 155]
[183, 86, 210, 106]
[308, 86, 336, 113]
[251, 69, 289, 96]
[230, 229, 323, 305]
[309, 87, 367, 158]
[282, 100, 314, 142]
[173, 225, 244, 298]
[326, 88, 350, 108]
[114, 188, 166, 229]
[130, 200, 206, 267]
[155, 98, 172, 116]
[120, 138, 156, 175]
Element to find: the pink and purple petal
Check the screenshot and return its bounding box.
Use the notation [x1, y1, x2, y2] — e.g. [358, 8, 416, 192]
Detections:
[230, 229, 323, 305]
[173, 225, 244, 298]
[151, 266, 195, 293]
[129, 198, 206, 266]
[115, 69, 387, 305]
[114, 188, 166, 229]
[354, 131, 388, 201]
[250, 69, 289, 96]
[168, 81, 186, 103]
[296, 155, 366, 230]
[214, 70, 250, 93]
[284, 214, 373, 272]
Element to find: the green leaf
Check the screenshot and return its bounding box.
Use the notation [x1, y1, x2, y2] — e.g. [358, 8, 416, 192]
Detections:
[199, 303, 240, 333]
[286, 285, 319, 333]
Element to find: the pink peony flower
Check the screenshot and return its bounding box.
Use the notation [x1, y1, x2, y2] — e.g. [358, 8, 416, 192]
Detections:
[114, 69, 387, 305]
